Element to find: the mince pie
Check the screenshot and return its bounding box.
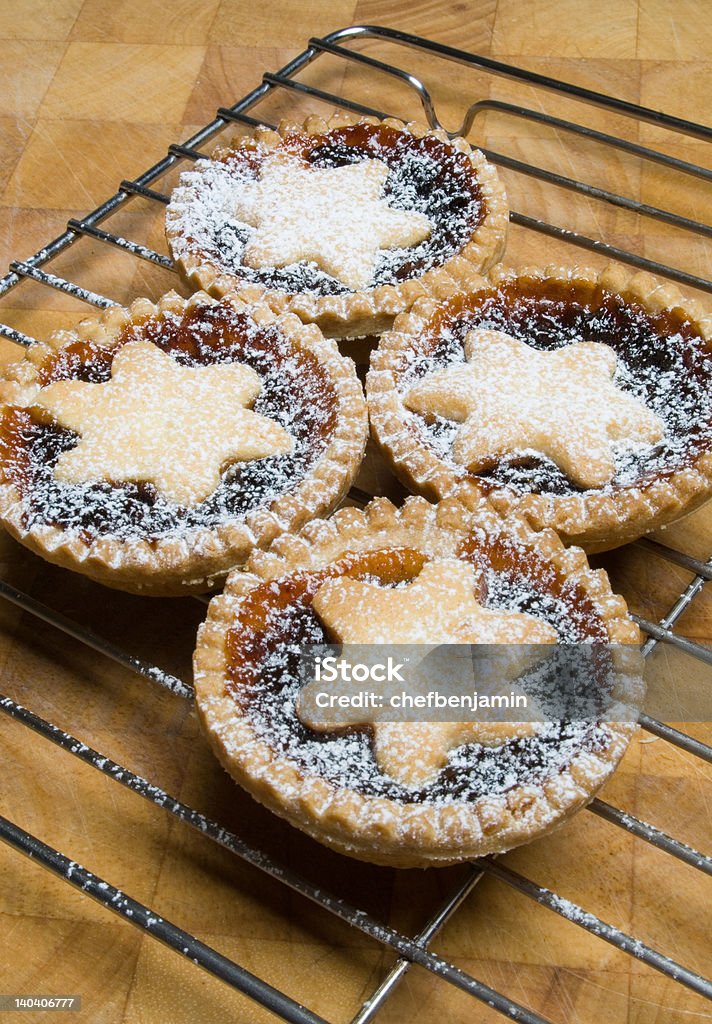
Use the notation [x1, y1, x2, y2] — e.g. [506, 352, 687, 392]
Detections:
[368, 264, 712, 551]
[165, 113, 508, 339]
[193, 496, 641, 867]
[0, 291, 367, 595]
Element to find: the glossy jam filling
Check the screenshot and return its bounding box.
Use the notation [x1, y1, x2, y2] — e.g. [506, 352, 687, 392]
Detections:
[224, 541, 613, 803]
[398, 279, 712, 496]
[0, 303, 338, 541]
[185, 123, 484, 295]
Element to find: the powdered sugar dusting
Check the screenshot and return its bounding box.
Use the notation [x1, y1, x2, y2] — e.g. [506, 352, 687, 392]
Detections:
[33, 339, 293, 507]
[405, 329, 664, 490]
[398, 287, 712, 496]
[7, 304, 336, 540]
[167, 125, 483, 295]
[232, 152, 431, 290]
[225, 546, 613, 802]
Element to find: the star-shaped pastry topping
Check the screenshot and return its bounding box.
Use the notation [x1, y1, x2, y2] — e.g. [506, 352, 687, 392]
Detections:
[32, 339, 293, 506]
[312, 558, 555, 647]
[233, 152, 432, 291]
[405, 329, 665, 488]
[299, 558, 557, 787]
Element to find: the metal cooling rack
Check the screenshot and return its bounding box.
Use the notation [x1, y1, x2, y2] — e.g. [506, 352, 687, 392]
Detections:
[0, 25, 711, 1024]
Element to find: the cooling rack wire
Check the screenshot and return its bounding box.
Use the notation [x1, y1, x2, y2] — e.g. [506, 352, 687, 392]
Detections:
[0, 25, 710, 1024]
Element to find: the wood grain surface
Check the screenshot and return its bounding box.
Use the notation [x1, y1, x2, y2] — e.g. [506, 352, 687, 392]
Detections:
[0, 2, 710, 1023]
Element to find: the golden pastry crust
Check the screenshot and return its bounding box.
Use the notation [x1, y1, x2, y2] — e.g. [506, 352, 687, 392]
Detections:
[165, 113, 508, 339]
[193, 495, 640, 868]
[367, 264, 712, 552]
[0, 291, 368, 595]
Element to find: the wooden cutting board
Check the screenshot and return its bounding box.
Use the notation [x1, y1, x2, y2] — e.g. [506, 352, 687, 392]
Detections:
[0, 3, 710, 1023]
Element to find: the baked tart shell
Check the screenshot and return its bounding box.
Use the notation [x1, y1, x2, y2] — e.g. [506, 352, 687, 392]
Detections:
[194, 496, 640, 867]
[367, 263, 712, 552]
[0, 291, 368, 595]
